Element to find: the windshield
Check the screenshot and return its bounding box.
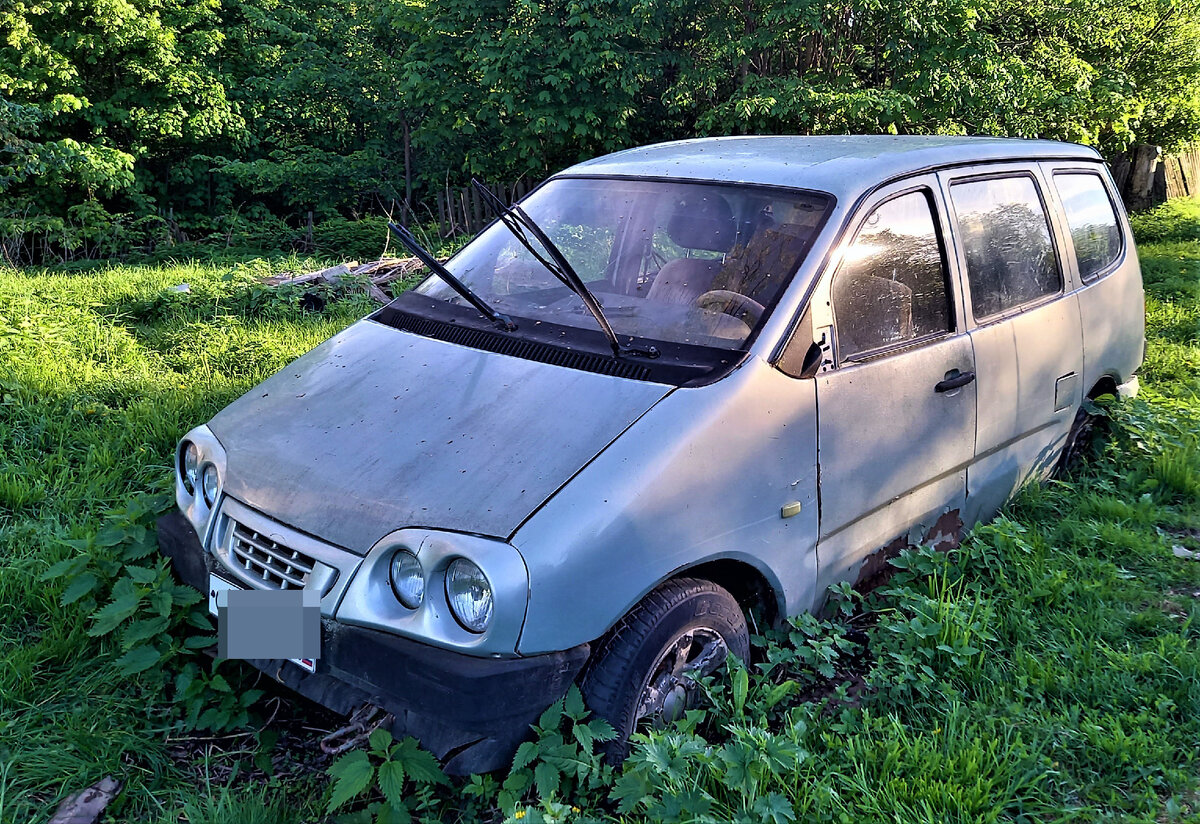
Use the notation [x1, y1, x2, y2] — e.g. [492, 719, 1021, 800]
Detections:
[414, 178, 831, 350]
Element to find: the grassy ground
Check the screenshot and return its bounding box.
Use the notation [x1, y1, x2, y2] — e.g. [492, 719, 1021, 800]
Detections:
[1, 203, 1198, 823]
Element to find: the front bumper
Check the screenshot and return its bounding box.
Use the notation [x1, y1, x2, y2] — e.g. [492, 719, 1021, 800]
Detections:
[157, 510, 589, 775]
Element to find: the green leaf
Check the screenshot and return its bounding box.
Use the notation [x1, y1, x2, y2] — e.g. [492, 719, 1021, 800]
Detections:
[572, 721, 593, 752]
[562, 684, 585, 719]
[209, 674, 231, 692]
[170, 584, 202, 607]
[586, 717, 616, 742]
[122, 534, 159, 561]
[533, 761, 560, 798]
[60, 571, 98, 605]
[125, 565, 157, 584]
[368, 727, 393, 755]
[327, 750, 374, 812]
[122, 616, 169, 647]
[537, 697, 565, 733]
[511, 740, 539, 771]
[40, 556, 85, 582]
[377, 760, 406, 809]
[114, 644, 162, 675]
[753, 792, 797, 824]
[764, 680, 799, 709]
[375, 800, 410, 824]
[87, 591, 142, 636]
[395, 738, 447, 785]
[94, 524, 129, 547]
[732, 665, 749, 715]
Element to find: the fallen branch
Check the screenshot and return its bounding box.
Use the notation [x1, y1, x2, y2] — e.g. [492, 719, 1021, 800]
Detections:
[266, 258, 426, 303]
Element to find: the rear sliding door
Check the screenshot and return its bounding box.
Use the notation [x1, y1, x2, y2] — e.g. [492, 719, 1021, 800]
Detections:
[939, 167, 1084, 524]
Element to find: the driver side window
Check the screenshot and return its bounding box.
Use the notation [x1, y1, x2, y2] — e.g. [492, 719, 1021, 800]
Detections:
[832, 190, 953, 362]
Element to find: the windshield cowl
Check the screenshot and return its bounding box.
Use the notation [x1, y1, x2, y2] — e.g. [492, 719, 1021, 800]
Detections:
[374, 292, 750, 386]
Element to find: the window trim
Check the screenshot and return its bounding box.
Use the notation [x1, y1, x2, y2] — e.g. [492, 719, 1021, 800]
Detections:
[945, 170, 1066, 325]
[1050, 168, 1126, 284]
[829, 185, 958, 367]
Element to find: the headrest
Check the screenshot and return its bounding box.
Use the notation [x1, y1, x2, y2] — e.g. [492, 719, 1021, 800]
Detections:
[666, 193, 736, 253]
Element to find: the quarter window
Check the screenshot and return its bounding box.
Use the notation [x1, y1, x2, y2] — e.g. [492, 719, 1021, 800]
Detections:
[832, 190, 953, 361]
[1053, 172, 1122, 280]
[950, 176, 1061, 318]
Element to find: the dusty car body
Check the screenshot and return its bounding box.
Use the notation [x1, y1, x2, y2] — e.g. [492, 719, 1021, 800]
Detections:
[158, 135, 1143, 772]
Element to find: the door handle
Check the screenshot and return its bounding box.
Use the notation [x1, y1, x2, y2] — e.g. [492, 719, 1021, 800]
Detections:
[935, 370, 976, 392]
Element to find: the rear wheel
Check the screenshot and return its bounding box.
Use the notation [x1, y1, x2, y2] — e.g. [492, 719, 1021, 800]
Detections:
[1055, 403, 1103, 477]
[579, 578, 749, 764]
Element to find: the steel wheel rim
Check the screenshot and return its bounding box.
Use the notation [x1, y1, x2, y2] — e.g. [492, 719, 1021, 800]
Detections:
[634, 626, 728, 728]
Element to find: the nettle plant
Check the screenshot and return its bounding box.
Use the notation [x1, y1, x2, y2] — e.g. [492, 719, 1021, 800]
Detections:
[325, 686, 616, 824]
[39, 491, 258, 733]
[39, 493, 206, 677]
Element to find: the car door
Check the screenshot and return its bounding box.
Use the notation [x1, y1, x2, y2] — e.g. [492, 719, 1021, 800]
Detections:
[806, 178, 977, 596]
[939, 167, 1084, 525]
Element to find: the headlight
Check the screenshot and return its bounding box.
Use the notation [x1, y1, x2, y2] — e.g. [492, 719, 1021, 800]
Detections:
[201, 464, 221, 506]
[445, 558, 493, 633]
[181, 441, 199, 495]
[389, 550, 424, 609]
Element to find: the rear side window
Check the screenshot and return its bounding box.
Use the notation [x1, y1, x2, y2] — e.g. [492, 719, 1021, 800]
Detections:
[950, 176, 1061, 319]
[832, 190, 953, 361]
[1053, 172, 1122, 280]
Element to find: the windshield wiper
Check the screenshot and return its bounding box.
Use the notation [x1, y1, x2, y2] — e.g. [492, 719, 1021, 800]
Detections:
[471, 180, 658, 359]
[387, 221, 516, 331]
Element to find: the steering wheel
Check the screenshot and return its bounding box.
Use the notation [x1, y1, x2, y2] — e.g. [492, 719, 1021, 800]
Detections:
[695, 289, 766, 328]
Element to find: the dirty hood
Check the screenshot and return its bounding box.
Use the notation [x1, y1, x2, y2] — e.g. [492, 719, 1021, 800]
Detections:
[209, 319, 671, 552]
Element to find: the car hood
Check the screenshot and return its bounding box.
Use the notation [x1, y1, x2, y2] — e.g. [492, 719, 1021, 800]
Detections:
[208, 319, 672, 552]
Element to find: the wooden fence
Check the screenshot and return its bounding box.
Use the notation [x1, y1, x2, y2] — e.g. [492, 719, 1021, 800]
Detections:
[1111, 144, 1200, 211]
[434, 178, 541, 238]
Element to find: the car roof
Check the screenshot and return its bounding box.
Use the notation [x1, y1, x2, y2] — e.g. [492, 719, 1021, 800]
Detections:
[558, 135, 1102, 201]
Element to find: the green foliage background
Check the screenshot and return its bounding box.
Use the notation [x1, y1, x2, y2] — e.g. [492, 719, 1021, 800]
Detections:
[4, 0, 1200, 262]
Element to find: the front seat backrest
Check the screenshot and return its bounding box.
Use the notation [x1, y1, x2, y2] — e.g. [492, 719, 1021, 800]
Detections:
[648, 193, 737, 304]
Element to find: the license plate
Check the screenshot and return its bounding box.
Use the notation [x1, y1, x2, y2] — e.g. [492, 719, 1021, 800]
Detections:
[207, 572, 318, 673]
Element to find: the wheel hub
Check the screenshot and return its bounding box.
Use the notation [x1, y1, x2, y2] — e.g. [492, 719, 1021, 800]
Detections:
[634, 627, 728, 728]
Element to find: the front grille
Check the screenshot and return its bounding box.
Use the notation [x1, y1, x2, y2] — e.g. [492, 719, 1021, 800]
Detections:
[230, 522, 315, 590]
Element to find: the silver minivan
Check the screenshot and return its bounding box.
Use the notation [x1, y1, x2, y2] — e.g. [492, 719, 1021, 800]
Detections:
[158, 136, 1144, 772]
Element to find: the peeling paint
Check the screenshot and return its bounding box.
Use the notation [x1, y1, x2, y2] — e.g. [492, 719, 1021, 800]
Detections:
[853, 508, 964, 592]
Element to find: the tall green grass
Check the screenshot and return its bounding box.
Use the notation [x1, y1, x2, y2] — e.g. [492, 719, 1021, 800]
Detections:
[1, 203, 1199, 823]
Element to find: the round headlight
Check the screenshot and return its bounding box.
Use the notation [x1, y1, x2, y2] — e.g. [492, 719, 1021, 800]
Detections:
[182, 441, 200, 495]
[389, 550, 424, 609]
[201, 464, 221, 507]
[445, 558, 493, 633]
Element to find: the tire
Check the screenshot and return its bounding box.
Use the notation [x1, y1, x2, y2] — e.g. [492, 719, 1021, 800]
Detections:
[1055, 404, 1102, 477]
[579, 577, 749, 764]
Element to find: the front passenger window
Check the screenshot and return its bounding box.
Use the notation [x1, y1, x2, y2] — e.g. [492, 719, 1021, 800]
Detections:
[832, 190, 953, 362]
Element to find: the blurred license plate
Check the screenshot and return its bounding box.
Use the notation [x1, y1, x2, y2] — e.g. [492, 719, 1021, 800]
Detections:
[207, 572, 317, 673]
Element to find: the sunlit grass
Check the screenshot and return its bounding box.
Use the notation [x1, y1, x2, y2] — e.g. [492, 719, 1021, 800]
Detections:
[1, 201, 1199, 822]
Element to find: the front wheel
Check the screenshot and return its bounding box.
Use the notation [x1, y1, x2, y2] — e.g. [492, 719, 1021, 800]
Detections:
[579, 578, 749, 764]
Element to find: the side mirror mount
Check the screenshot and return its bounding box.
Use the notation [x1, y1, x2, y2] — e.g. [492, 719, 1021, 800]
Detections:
[797, 340, 824, 379]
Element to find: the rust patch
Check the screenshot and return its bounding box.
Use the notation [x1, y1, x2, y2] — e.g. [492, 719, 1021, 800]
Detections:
[854, 509, 964, 594]
[925, 509, 964, 553]
[854, 533, 909, 593]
